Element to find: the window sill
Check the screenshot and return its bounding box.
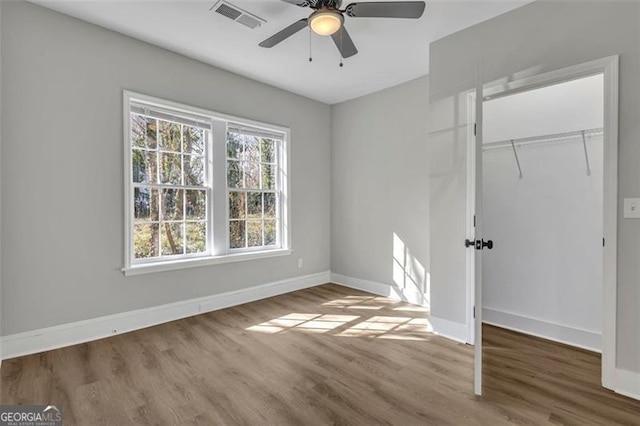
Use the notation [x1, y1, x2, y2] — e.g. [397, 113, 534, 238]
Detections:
[123, 248, 292, 276]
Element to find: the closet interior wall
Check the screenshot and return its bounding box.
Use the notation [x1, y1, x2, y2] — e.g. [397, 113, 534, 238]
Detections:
[482, 74, 604, 351]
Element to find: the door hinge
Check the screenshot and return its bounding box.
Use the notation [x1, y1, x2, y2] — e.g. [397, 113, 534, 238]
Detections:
[473, 306, 476, 319]
[603, 238, 605, 247]
[473, 215, 476, 227]
[474, 123, 477, 136]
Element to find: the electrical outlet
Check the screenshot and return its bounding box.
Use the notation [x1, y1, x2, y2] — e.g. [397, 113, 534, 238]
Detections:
[624, 198, 640, 218]
[297, 258, 303, 268]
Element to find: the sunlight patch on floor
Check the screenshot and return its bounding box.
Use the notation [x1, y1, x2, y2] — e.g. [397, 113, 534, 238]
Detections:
[247, 313, 360, 334]
[246, 304, 434, 340]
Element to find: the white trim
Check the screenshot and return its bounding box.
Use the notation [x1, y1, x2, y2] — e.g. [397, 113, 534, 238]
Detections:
[2, 271, 330, 360]
[123, 248, 293, 276]
[465, 91, 476, 346]
[330, 273, 468, 344]
[483, 308, 601, 353]
[601, 56, 619, 390]
[614, 368, 640, 401]
[473, 64, 485, 396]
[483, 56, 619, 101]
[330, 273, 428, 307]
[473, 55, 619, 391]
[427, 316, 469, 344]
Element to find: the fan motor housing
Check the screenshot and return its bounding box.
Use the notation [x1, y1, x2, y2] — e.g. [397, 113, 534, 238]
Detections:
[312, 0, 342, 9]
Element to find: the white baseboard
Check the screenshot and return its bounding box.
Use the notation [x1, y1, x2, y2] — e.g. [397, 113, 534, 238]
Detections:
[330, 273, 468, 344]
[483, 307, 601, 353]
[2, 271, 331, 360]
[427, 316, 469, 344]
[614, 368, 640, 401]
[330, 273, 429, 307]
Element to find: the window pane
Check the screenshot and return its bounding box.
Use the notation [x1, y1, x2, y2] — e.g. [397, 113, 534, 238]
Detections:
[247, 192, 262, 218]
[245, 136, 260, 162]
[227, 160, 243, 188]
[245, 137, 261, 189]
[186, 190, 206, 220]
[229, 220, 245, 249]
[160, 152, 182, 184]
[245, 162, 260, 189]
[264, 192, 276, 218]
[184, 154, 204, 186]
[186, 222, 206, 254]
[261, 138, 276, 163]
[132, 150, 157, 184]
[227, 132, 243, 159]
[161, 223, 184, 256]
[264, 220, 277, 246]
[134, 223, 159, 259]
[183, 126, 204, 156]
[132, 114, 157, 149]
[247, 220, 262, 247]
[158, 121, 182, 152]
[162, 189, 184, 221]
[134, 187, 159, 222]
[262, 164, 276, 190]
[229, 191, 246, 219]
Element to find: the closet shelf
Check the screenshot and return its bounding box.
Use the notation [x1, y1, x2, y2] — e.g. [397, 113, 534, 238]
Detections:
[483, 127, 604, 151]
[484, 127, 603, 179]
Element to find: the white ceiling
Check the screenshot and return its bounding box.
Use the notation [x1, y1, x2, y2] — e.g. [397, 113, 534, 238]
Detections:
[32, 0, 532, 104]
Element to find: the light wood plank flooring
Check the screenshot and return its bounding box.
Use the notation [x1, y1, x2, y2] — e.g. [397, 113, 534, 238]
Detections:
[1, 284, 639, 425]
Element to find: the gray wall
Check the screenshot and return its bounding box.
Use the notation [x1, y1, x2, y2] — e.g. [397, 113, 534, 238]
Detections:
[0, 0, 3, 359]
[429, 1, 640, 372]
[331, 76, 430, 304]
[1, 1, 331, 335]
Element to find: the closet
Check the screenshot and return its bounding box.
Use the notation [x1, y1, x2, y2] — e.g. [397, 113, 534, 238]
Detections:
[481, 74, 604, 351]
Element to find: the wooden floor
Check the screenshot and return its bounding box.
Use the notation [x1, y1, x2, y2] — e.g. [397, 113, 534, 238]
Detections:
[1, 284, 639, 425]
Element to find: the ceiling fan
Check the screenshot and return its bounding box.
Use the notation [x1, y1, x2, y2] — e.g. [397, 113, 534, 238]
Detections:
[259, 0, 426, 59]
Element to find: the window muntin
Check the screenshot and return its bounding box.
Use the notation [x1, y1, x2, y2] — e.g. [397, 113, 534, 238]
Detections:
[125, 93, 289, 272]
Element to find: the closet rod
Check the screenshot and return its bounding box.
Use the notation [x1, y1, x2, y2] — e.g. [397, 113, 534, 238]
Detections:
[483, 127, 603, 151]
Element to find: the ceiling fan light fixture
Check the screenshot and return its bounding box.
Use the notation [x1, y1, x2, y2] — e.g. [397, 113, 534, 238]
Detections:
[309, 9, 343, 36]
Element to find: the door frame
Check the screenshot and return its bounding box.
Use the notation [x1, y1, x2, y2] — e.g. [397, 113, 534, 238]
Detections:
[465, 55, 619, 391]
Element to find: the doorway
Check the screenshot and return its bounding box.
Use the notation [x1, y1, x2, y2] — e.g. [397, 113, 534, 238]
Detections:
[467, 56, 619, 395]
[482, 74, 604, 351]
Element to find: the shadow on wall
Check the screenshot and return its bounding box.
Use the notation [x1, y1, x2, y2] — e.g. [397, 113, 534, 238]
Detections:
[391, 233, 430, 309]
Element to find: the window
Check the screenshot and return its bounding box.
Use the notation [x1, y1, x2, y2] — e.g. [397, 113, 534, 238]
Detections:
[124, 92, 290, 275]
[227, 129, 280, 251]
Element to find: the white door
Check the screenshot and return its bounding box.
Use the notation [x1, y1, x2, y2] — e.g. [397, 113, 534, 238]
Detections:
[473, 68, 490, 396]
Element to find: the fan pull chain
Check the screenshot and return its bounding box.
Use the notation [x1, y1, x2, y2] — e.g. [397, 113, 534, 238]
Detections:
[309, 29, 313, 62]
[339, 28, 344, 67]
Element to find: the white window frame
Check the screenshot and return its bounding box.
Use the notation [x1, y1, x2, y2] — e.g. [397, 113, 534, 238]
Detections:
[123, 91, 291, 276]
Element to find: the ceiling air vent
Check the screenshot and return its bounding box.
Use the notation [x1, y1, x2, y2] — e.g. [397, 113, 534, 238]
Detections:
[211, 1, 266, 30]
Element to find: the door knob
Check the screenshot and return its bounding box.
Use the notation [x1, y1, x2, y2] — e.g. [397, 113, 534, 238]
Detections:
[464, 239, 493, 250]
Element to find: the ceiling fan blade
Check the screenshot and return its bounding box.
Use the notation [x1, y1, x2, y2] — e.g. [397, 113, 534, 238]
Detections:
[259, 19, 309, 48]
[280, 0, 310, 7]
[331, 26, 358, 59]
[345, 1, 426, 18]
